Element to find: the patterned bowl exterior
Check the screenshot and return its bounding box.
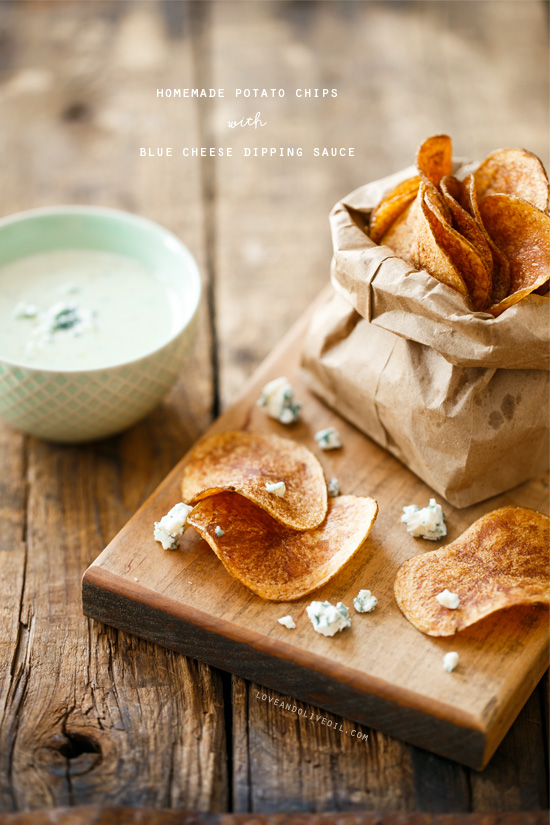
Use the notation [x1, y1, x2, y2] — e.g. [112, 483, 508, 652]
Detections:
[0, 310, 198, 442]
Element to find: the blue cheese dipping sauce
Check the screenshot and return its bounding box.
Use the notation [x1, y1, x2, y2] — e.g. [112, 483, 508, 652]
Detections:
[0, 205, 201, 442]
[0, 249, 185, 370]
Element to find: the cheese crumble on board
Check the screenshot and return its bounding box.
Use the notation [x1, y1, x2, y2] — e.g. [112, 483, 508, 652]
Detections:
[154, 502, 193, 550]
[257, 376, 301, 424]
[314, 427, 342, 450]
[401, 498, 447, 540]
[278, 615, 296, 629]
[443, 652, 459, 672]
[306, 600, 351, 636]
[327, 477, 340, 497]
[353, 589, 378, 613]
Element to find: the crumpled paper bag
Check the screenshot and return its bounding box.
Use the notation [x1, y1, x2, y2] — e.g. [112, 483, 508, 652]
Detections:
[301, 164, 549, 508]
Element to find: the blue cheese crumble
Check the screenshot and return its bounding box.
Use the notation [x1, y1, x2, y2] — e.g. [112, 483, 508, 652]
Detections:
[214, 526, 225, 538]
[278, 615, 296, 629]
[436, 589, 460, 609]
[257, 376, 301, 425]
[353, 589, 378, 613]
[443, 651, 459, 672]
[327, 477, 340, 497]
[314, 427, 342, 451]
[154, 502, 193, 550]
[12, 300, 38, 319]
[265, 481, 286, 498]
[401, 498, 446, 540]
[306, 600, 351, 636]
[19, 300, 99, 357]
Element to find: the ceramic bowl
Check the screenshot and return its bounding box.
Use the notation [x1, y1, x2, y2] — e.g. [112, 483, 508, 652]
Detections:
[0, 206, 201, 443]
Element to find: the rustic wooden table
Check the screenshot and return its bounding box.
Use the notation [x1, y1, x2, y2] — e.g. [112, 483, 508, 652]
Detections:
[0, 1, 548, 821]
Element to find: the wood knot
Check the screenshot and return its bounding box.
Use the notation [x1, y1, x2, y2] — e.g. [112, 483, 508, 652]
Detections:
[61, 101, 91, 122]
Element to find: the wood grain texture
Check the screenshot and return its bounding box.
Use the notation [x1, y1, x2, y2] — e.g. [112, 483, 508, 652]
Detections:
[82, 306, 550, 772]
[201, 0, 549, 812]
[0, 0, 225, 813]
[1, 0, 549, 815]
[0, 809, 548, 825]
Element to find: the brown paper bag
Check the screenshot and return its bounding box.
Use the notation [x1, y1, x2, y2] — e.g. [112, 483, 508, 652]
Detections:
[301, 164, 550, 508]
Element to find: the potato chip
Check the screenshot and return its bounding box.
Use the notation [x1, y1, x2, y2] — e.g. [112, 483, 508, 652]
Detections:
[462, 174, 511, 303]
[410, 184, 469, 302]
[479, 194, 550, 316]
[416, 134, 452, 187]
[379, 192, 421, 264]
[394, 506, 549, 636]
[440, 175, 494, 283]
[188, 492, 379, 601]
[181, 431, 327, 531]
[474, 148, 550, 212]
[369, 176, 421, 243]
[420, 183, 490, 310]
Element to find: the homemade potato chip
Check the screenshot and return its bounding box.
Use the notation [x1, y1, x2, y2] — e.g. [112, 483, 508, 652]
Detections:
[421, 183, 490, 310]
[379, 195, 420, 264]
[370, 136, 549, 315]
[474, 148, 550, 212]
[181, 430, 327, 531]
[416, 134, 452, 187]
[369, 176, 421, 243]
[479, 194, 550, 316]
[440, 175, 494, 285]
[394, 506, 549, 636]
[411, 184, 469, 301]
[188, 492, 379, 601]
[462, 174, 511, 304]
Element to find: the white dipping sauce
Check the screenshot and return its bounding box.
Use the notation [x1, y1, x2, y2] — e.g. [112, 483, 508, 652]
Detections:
[0, 249, 184, 369]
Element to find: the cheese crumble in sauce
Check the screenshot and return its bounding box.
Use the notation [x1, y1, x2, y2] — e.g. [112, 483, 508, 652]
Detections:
[401, 498, 447, 540]
[306, 600, 351, 636]
[0, 249, 185, 370]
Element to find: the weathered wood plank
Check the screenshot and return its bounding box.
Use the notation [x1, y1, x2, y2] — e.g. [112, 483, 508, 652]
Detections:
[205, 0, 550, 812]
[232, 678, 416, 813]
[0, 0, 225, 812]
[0, 807, 549, 825]
[468, 687, 548, 811]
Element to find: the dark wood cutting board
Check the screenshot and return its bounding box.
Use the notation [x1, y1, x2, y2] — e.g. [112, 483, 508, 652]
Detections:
[82, 297, 549, 770]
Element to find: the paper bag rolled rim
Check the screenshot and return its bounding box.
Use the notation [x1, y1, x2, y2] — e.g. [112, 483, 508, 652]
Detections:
[330, 161, 549, 371]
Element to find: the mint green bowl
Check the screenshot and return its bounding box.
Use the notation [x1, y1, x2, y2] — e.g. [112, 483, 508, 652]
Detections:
[0, 206, 201, 443]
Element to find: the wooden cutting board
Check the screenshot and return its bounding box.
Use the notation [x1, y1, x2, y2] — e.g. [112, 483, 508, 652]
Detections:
[82, 296, 549, 771]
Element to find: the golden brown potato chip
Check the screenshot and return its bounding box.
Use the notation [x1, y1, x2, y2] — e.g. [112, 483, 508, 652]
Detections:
[416, 134, 452, 187]
[421, 183, 490, 310]
[410, 184, 469, 302]
[379, 192, 421, 264]
[181, 431, 327, 531]
[188, 492, 379, 601]
[440, 175, 494, 286]
[479, 194, 550, 316]
[394, 506, 549, 637]
[474, 148, 550, 211]
[462, 174, 511, 304]
[369, 176, 421, 243]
